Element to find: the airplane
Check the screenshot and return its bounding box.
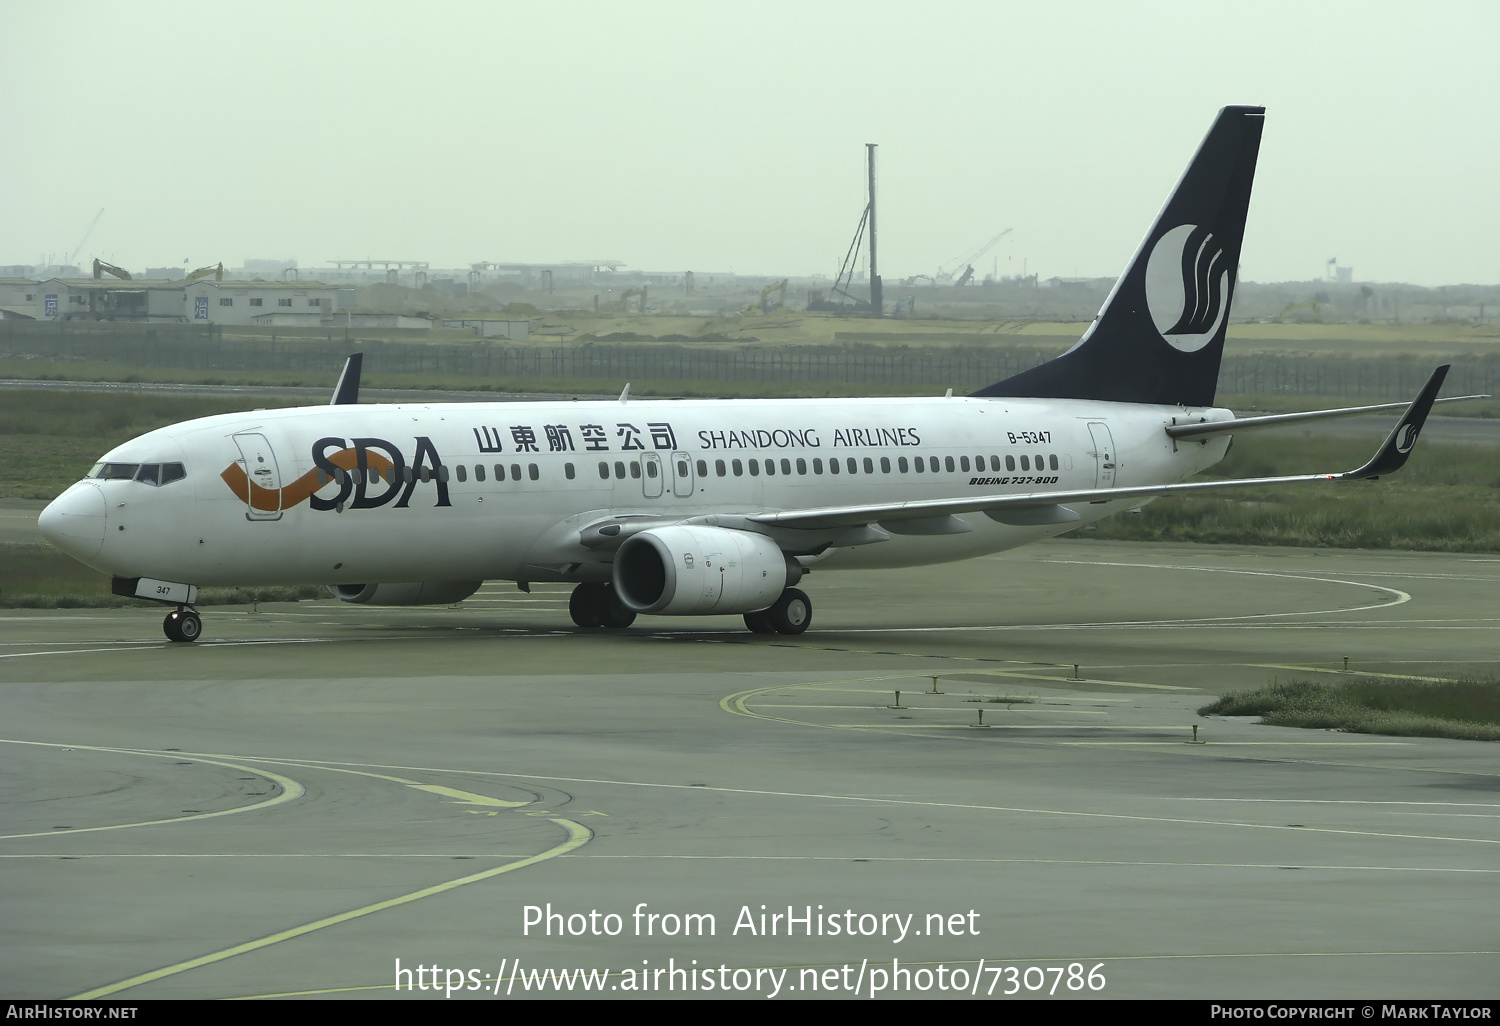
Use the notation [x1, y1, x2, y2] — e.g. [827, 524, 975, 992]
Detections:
[37, 106, 1482, 643]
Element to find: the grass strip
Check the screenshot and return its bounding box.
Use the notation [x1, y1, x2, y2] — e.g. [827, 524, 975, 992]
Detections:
[1199, 677, 1500, 742]
[0, 543, 324, 608]
[1081, 430, 1500, 552]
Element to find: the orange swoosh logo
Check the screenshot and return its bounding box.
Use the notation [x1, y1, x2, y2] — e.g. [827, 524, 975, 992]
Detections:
[220, 448, 395, 511]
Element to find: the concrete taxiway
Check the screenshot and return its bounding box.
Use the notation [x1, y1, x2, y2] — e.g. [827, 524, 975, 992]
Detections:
[1, 539, 1496, 1000]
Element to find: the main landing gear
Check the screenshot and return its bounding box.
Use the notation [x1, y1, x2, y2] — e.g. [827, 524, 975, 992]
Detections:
[569, 582, 637, 629]
[743, 588, 812, 636]
[163, 606, 202, 643]
[568, 582, 812, 635]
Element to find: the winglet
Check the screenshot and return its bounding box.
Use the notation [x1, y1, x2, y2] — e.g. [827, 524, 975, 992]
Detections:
[1340, 365, 1448, 479]
[331, 353, 363, 406]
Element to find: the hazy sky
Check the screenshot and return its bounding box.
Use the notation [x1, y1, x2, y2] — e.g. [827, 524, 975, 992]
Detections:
[3, 2, 1496, 285]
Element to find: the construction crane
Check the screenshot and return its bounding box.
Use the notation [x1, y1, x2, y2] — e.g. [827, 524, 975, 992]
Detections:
[937, 228, 1012, 284]
[92, 259, 132, 280]
[65, 208, 105, 268]
[185, 262, 224, 283]
[825, 144, 883, 315]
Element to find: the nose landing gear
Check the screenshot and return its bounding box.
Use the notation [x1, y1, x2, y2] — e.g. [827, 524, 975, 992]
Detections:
[163, 607, 202, 643]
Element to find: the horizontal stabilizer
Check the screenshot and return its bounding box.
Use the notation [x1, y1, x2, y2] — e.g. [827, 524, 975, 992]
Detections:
[1166, 391, 1488, 440]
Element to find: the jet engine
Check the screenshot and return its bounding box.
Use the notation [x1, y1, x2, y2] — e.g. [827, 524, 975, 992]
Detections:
[613, 526, 792, 615]
[331, 581, 483, 605]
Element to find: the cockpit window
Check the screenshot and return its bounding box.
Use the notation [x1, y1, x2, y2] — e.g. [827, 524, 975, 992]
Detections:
[87, 462, 186, 486]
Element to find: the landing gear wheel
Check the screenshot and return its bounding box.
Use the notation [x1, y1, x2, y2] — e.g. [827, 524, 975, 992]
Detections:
[163, 608, 202, 643]
[765, 588, 812, 635]
[743, 609, 776, 634]
[177, 610, 202, 642]
[597, 584, 637, 629]
[569, 583, 606, 627]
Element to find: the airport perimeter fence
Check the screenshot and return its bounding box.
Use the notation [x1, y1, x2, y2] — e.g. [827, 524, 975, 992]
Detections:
[3, 320, 1498, 401]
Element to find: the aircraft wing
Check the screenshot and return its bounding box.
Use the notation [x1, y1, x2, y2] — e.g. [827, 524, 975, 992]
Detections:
[748, 365, 1451, 533]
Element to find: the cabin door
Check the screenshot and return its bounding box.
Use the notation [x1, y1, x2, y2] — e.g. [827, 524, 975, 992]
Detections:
[232, 432, 284, 521]
[641, 452, 665, 498]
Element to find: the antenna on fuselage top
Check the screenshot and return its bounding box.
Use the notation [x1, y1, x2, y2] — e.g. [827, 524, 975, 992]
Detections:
[331, 353, 363, 405]
[619, 382, 631, 404]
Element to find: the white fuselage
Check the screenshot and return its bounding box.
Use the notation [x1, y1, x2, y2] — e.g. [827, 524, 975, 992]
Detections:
[44, 394, 1232, 590]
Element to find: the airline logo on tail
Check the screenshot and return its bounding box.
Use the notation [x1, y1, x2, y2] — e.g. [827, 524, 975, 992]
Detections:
[1144, 223, 1230, 353]
[1395, 423, 1420, 453]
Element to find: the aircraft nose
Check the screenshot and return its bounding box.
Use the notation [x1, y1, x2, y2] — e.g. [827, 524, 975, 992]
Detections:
[38, 482, 107, 561]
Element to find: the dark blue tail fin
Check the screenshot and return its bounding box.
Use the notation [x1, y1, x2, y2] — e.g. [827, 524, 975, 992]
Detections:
[974, 105, 1264, 407]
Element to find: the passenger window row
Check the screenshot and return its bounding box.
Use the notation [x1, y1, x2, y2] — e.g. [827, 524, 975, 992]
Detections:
[691, 453, 1063, 478]
[320, 449, 1069, 492]
[455, 463, 552, 483]
[400, 452, 1070, 487]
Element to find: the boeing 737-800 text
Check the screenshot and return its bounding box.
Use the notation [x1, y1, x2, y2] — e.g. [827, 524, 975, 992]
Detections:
[37, 107, 1476, 641]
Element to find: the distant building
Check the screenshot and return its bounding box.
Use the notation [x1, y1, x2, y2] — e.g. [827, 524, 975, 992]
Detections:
[0, 278, 38, 318]
[0, 278, 181, 321]
[0, 276, 345, 324]
[441, 318, 531, 340]
[339, 314, 432, 331]
[182, 280, 341, 326]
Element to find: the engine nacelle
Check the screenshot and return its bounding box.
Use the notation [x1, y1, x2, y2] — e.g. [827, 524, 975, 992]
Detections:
[331, 581, 483, 606]
[613, 526, 788, 615]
